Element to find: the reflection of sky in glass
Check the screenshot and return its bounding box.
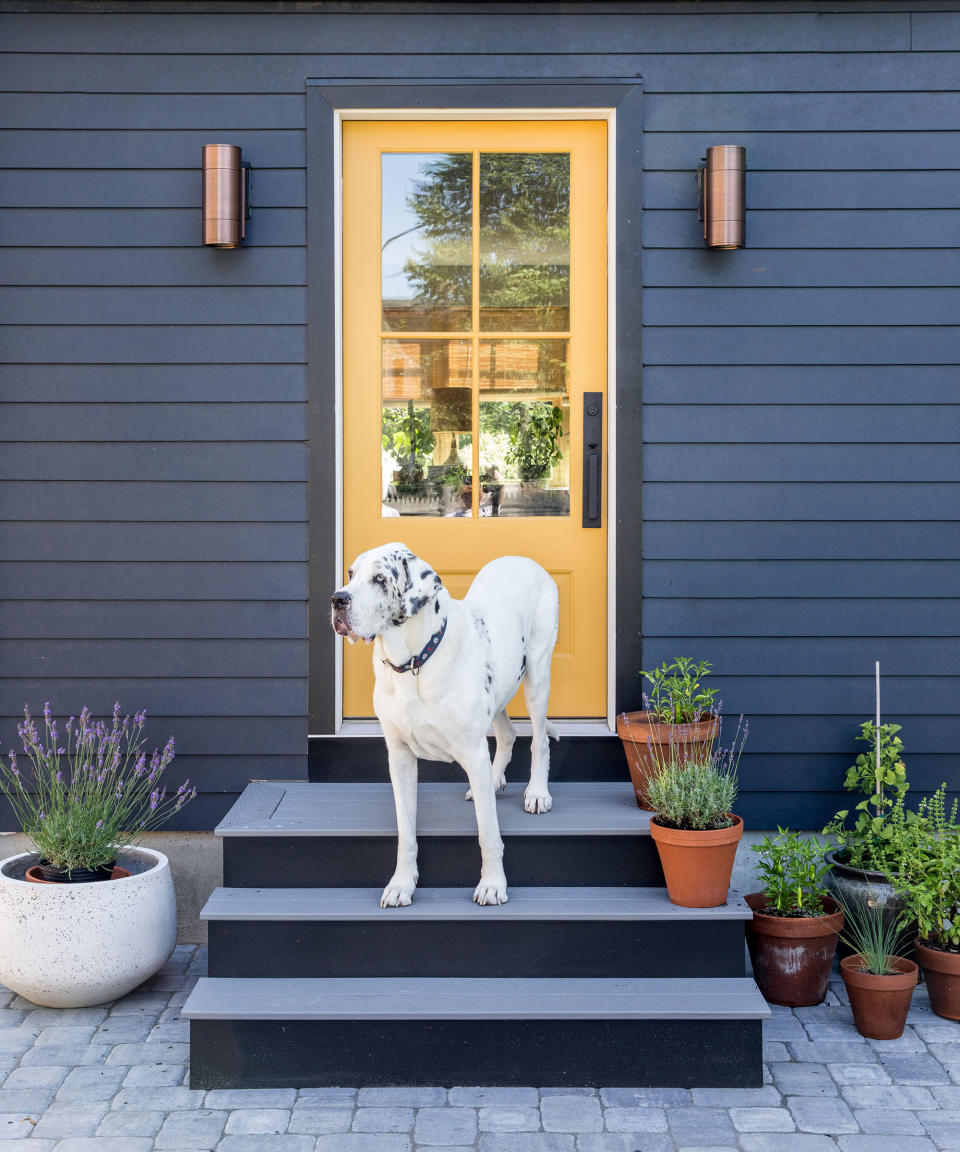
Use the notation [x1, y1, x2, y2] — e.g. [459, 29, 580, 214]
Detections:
[382, 154, 470, 303]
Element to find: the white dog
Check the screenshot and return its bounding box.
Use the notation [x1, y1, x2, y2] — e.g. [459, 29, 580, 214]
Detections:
[331, 544, 559, 907]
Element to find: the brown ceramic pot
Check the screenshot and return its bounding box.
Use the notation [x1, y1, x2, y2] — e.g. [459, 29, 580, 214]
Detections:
[745, 894, 843, 1007]
[915, 939, 960, 1021]
[649, 813, 743, 908]
[840, 953, 918, 1039]
[616, 711, 720, 809]
[26, 864, 131, 885]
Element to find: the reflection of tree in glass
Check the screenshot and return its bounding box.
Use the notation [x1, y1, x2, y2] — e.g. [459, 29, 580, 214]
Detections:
[401, 156, 473, 319]
[404, 154, 570, 328]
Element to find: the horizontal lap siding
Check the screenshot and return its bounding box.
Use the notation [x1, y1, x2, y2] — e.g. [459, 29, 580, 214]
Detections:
[1, 3, 956, 830]
[0, 7, 312, 820]
[640, 17, 960, 825]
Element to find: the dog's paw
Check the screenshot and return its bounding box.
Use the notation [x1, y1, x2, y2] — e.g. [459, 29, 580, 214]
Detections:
[524, 788, 553, 814]
[380, 876, 416, 907]
[473, 876, 508, 906]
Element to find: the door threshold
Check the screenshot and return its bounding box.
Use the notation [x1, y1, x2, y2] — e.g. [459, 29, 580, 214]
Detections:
[315, 719, 616, 739]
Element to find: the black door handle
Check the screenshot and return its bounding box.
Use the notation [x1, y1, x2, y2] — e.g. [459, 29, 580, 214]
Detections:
[582, 392, 602, 528]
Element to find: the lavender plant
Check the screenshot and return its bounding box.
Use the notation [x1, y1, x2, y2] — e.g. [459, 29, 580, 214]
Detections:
[1, 702, 196, 876]
[645, 715, 747, 831]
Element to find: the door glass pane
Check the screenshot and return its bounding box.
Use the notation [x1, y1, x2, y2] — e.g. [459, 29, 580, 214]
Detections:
[381, 339, 473, 517]
[479, 339, 570, 517]
[479, 153, 570, 333]
[381, 153, 472, 332]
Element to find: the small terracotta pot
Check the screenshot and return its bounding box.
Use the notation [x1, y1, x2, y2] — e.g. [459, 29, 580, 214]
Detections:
[616, 711, 719, 809]
[649, 813, 743, 908]
[915, 938, 960, 1021]
[26, 865, 131, 885]
[840, 953, 918, 1039]
[745, 894, 843, 1007]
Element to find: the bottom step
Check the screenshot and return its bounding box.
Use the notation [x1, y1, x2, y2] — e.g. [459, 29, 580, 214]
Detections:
[185, 977, 769, 1089]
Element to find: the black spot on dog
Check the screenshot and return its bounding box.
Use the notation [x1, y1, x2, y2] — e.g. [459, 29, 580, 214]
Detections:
[433, 574, 442, 587]
[389, 566, 398, 579]
[435, 601, 440, 615]
[420, 569, 430, 579]
[408, 595, 429, 615]
[519, 654, 526, 680]
[401, 555, 412, 592]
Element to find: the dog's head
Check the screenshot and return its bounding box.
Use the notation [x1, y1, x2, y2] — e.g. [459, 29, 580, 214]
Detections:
[331, 543, 444, 643]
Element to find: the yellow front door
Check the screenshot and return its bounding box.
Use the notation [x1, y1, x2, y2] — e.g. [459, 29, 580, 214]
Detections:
[341, 119, 607, 718]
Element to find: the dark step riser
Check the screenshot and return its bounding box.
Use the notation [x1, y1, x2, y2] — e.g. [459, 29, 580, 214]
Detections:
[224, 835, 663, 888]
[310, 735, 628, 784]
[208, 919, 746, 980]
[190, 1017, 763, 1090]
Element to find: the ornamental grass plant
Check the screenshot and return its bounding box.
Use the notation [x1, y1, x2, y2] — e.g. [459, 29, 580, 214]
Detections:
[1, 702, 196, 876]
[831, 885, 911, 976]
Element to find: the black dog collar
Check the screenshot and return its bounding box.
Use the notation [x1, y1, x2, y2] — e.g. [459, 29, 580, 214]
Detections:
[382, 616, 447, 676]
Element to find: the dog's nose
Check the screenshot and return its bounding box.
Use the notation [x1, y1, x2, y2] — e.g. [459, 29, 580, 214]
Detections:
[331, 591, 352, 610]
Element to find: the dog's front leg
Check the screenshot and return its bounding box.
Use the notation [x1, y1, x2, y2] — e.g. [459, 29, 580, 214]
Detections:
[461, 740, 508, 905]
[382, 740, 419, 907]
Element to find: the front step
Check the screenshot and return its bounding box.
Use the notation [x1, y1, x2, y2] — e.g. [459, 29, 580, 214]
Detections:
[184, 976, 769, 1089]
[204, 886, 752, 979]
[219, 781, 662, 888]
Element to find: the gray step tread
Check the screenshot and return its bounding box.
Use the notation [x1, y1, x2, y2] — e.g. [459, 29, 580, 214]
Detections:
[183, 976, 770, 1022]
[202, 885, 752, 922]
[218, 781, 650, 838]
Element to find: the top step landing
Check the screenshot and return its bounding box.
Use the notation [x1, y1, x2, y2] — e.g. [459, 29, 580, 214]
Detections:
[218, 781, 652, 838]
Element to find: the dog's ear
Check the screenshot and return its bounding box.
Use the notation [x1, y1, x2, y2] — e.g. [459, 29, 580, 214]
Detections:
[402, 554, 442, 618]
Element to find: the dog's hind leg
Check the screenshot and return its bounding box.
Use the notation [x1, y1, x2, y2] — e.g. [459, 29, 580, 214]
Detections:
[465, 710, 515, 800]
[381, 740, 419, 907]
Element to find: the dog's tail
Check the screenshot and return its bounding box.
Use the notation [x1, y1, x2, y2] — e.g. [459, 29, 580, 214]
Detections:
[546, 719, 560, 742]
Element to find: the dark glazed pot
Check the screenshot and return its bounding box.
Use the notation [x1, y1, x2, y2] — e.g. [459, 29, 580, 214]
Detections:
[824, 849, 915, 962]
[745, 894, 843, 1007]
[841, 953, 918, 1039]
[915, 939, 960, 1020]
[27, 863, 130, 885]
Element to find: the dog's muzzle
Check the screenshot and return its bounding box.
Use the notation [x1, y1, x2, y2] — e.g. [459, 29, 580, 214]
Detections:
[331, 591, 353, 638]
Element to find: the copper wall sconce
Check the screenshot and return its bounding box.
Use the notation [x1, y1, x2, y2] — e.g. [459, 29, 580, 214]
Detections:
[202, 144, 250, 248]
[697, 145, 746, 249]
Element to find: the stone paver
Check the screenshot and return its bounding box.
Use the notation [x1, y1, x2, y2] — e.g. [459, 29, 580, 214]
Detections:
[0, 961, 954, 1151]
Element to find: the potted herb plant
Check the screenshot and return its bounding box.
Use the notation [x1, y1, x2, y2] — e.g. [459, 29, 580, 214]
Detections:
[823, 719, 917, 957]
[745, 829, 843, 1007]
[0, 702, 196, 1007]
[832, 886, 917, 1040]
[646, 716, 746, 908]
[617, 657, 719, 809]
[893, 784, 960, 1020]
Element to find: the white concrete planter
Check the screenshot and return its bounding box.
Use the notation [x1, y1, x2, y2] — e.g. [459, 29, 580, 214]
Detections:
[0, 847, 177, 1008]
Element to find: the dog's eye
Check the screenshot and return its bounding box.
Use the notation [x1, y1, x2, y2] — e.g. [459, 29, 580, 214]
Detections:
[347, 568, 354, 580]
[373, 574, 387, 586]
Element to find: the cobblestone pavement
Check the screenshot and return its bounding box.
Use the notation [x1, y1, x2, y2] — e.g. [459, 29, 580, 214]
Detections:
[0, 945, 957, 1150]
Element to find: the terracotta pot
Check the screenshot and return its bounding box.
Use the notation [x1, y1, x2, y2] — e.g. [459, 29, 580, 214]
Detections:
[745, 894, 843, 1007]
[649, 813, 743, 908]
[840, 953, 918, 1040]
[616, 711, 719, 810]
[915, 939, 960, 1021]
[26, 864, 131, 885]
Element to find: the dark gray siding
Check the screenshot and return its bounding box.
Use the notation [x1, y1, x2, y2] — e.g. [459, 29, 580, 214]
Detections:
[1, 1, 957, 828]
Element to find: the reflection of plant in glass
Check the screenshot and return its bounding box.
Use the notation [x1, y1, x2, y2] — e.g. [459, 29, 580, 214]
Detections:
[381, 402, 436, 482]
[505, 402, 563, 481]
